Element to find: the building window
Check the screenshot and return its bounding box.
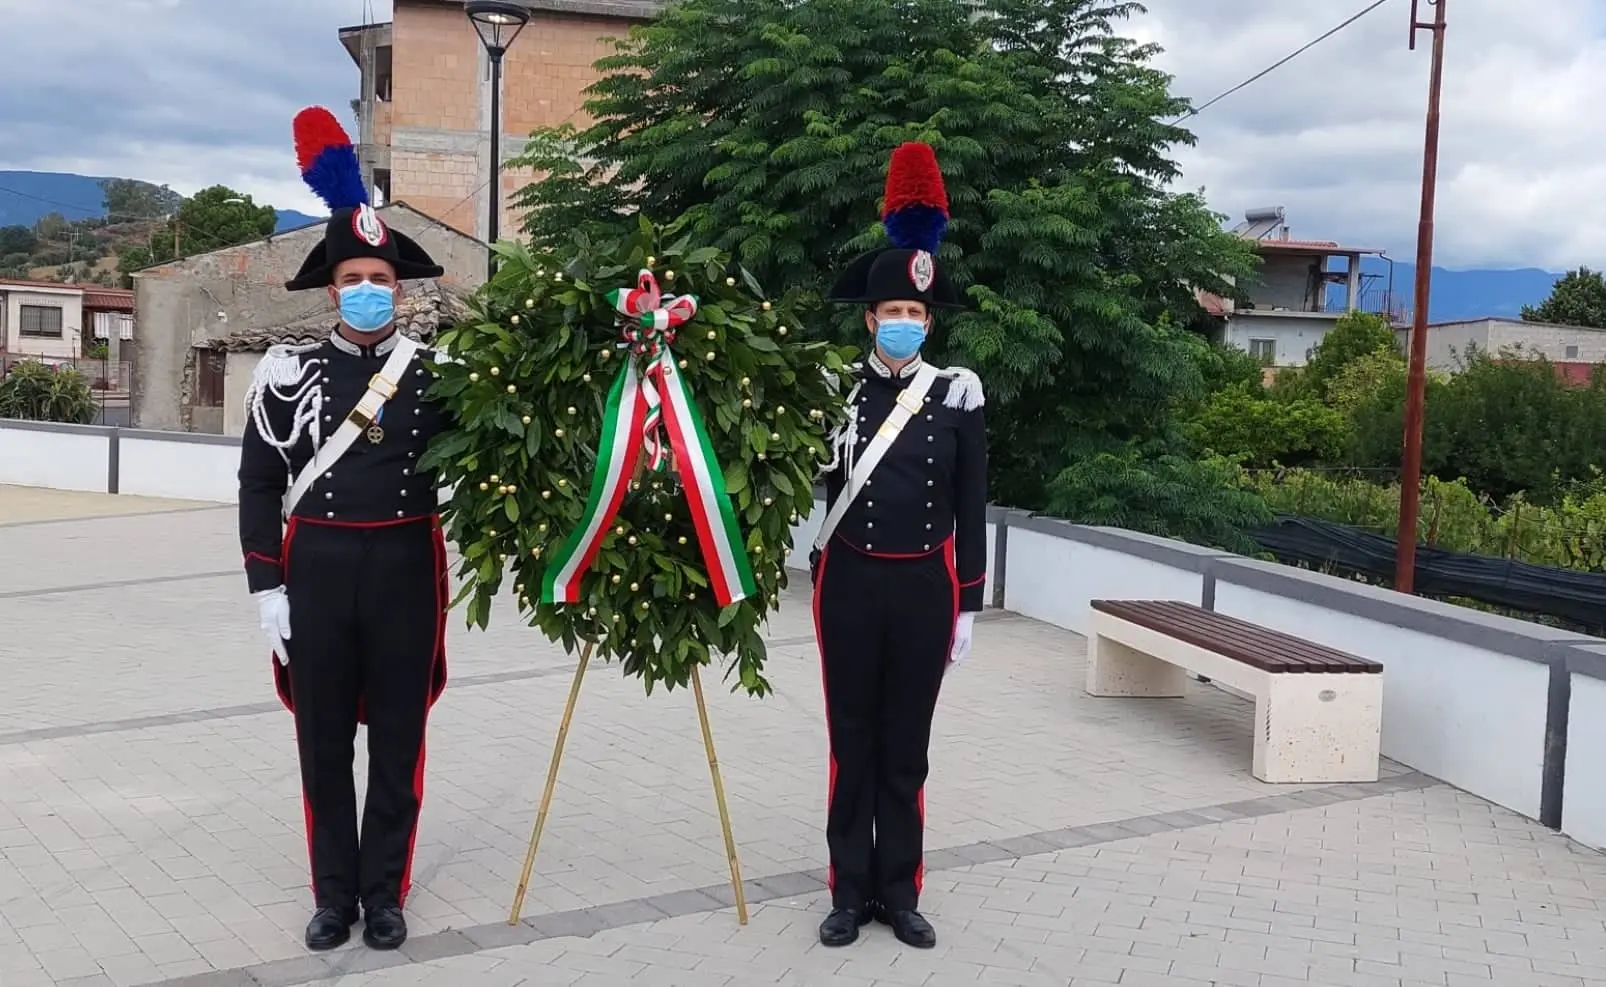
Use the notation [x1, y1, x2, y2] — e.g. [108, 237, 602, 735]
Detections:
[19, 304, 64, 338]
[93, 312, 134, 341]
[1565, 344, 1579, 359]
[1248, 338, 1277, 365]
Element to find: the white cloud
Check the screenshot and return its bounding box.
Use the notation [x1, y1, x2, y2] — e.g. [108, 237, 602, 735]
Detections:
[1, 0, 1600, 268]
[0, 0, 374, 218]
[1131, 0, 1606, 269]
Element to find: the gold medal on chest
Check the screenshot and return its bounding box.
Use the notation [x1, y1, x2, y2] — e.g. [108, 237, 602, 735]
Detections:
[366, 406, 385, 444]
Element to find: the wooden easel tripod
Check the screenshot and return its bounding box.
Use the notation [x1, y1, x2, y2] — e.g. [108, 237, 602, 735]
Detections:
[506, 640, 750, 926]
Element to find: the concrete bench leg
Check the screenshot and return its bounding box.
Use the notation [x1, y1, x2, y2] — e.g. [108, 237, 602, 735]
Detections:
[1086, 633, 1188, 698]
[1253, 673, 1383, 784]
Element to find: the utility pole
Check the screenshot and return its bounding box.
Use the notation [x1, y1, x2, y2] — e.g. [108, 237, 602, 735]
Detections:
[1394, 0, 1448, 594]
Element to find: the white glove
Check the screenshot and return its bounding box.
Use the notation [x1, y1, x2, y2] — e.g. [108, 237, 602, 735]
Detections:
[254, 587, 292, 666]
[948, 612, 975, 668]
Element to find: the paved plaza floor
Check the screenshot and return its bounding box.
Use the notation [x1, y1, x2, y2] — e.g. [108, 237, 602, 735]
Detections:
[3, 487, 1606, 986]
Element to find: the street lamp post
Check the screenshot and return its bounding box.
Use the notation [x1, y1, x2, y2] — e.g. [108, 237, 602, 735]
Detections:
[465, 1, 532, 283]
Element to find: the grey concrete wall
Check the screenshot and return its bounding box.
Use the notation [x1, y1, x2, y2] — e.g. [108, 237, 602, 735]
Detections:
[1490, 318, 1606, 364]
[131, 205, 485, 431]
[1245, 254, 1322, 312]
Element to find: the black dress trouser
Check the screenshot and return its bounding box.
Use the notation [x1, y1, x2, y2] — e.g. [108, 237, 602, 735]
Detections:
[281, 517, 443, 913]
[813, 537, 959, 913]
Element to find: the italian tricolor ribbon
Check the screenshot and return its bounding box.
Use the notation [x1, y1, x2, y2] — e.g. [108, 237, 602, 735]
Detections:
[540, 270, 758, 608]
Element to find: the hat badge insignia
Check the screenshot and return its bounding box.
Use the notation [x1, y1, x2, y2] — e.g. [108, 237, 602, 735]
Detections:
[908, 250, 935, 292]
[352, 204, 388, 247]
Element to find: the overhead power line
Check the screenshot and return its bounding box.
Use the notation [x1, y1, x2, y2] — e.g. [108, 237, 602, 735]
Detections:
[1171, 0, 1396, 123]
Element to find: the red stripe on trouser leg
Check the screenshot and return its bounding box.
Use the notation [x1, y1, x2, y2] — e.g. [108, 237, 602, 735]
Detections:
[913, 538, 959, 897]
[292, 717, 316, 896]
[277, 518, 315, 894]
[812, 545, 837, 892]
[397, 522, 449, 908]
[914, 787, 926, 893]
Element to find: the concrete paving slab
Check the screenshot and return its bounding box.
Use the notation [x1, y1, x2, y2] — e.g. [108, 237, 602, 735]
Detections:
[1, 508, 1603, 986]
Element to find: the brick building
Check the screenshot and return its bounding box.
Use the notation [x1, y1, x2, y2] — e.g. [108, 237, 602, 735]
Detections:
[339, 0, 661, 244]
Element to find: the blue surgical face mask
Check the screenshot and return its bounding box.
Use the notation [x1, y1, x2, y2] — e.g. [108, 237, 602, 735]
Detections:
[337, 281, 396, 333]
[874, 318, 927, 361]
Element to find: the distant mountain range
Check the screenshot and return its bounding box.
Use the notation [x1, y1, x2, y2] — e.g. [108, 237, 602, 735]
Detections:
[1349, 256, 1559, 323]
[0, 170, 321, 235]
[0, 170, 1567, 321]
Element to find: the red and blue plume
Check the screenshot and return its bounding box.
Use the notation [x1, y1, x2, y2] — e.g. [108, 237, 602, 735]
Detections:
[881, 142, 949, 253]
[293, 106, 368, 212]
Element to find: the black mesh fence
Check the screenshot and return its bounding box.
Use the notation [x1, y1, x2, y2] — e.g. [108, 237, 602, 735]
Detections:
[1250, 514, 1606, 634]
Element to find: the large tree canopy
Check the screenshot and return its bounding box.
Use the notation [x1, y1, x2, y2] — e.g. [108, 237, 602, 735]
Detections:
[1521, 266, 1606, 329]
[510, 0, 1260, 532]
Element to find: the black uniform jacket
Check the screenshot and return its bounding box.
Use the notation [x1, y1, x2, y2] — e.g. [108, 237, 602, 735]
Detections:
[237, 330, 450, 593]
[820, 354, 988, 612]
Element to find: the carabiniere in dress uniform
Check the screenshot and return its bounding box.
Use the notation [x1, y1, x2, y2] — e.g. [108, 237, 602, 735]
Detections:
[237, 106, 453, 955]
[809, 141, 988, 950]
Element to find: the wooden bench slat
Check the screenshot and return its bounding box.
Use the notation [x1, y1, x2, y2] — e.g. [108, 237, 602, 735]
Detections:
[1137, 604, 1365, 673]
[1100, 600, 1383, 673]
[1100, 600, 1375, 673]
[1090, 600, 1381, 673]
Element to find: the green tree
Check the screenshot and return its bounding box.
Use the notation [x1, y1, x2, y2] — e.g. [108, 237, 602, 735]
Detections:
[166, 186, 277, 259]
[1176, 332, 1267, 403]
[34, 212, 68, 245]
[99, 178, 181, 223]
[1344, 347, 1601, 503]
[1428, 348, 1594, 503]
[1301, 311, 1399, 398]
[1046, 447, 1272, 554]
[508, 0, 1260, 527]
[0, 225, 37, 256]
[1182, 385, 1349, 469]
[1522, 267, 1606, 328]
[1325, 344, 1406, 417]
[116, 244, 159, 282]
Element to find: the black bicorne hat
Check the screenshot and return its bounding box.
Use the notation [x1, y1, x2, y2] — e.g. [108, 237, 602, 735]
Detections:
[283, 106, 445, 292]
[826, 142, 964, 309]
[285, 205, 446, 292]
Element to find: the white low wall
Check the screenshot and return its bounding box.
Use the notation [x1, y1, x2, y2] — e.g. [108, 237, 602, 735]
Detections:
[0, 419, 241, 505]
[5, 418, 1606, 853]
[1002, 515, 1225, 636]
[0, 421, 111, 493]
[1565, 646, 1606, 851]
[1211, 560, 1565, 823]
[120, 432, 240, 502]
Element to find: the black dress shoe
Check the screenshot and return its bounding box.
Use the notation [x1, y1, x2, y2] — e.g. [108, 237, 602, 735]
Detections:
[817, 905, 872, 946]
[875, 906, 936, 948]
[362, 905, 408, 950]
[305, 906, 357, 951]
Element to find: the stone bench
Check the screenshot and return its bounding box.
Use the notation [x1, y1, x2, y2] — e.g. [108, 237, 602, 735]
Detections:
[1086, 599, 1384, 784]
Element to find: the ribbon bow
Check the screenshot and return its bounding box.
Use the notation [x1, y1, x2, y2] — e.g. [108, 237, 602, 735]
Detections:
[611, 270, 699, 358]
[540, 270, 756, 609]
[609, 270, 699, 471]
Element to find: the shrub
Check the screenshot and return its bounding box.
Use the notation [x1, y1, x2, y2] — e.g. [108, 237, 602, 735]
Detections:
[1181, 384, 1350, 468]
[0, 360, 97, 424]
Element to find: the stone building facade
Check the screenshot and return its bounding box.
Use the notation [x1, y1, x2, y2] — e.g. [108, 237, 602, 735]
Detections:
[130, 203, 485, 433]
[339, 0, 662, 244]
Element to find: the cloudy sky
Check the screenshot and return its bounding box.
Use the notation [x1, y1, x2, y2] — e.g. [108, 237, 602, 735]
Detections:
[1, 0, 1601, 270]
